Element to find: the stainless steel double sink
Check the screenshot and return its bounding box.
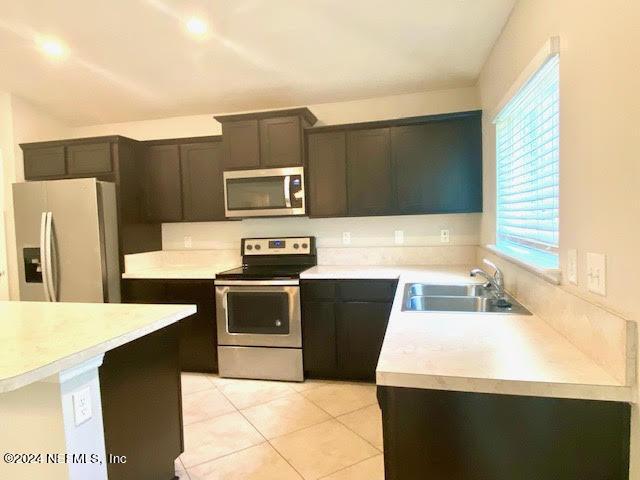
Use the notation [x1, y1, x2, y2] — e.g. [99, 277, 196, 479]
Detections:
[402, 283, 531, 315]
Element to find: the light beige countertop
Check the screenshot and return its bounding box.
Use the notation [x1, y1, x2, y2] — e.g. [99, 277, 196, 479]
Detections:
[121, 249, 240, 280]
[122, 265, 229, 279]
[300, 265, 473, 280]
[0, 301, 196, 393]
[376, 268, 633, 402]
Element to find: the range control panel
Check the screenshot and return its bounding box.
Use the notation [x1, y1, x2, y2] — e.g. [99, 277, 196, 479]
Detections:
[242, 237, 313, 256]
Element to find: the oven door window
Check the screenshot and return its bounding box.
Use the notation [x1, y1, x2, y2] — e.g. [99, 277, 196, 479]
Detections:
[227, 176, 286, 210]
[226, 292, 290, 334]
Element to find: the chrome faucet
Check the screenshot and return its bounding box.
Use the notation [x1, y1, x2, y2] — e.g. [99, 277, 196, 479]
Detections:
[470, 259, 505, 299]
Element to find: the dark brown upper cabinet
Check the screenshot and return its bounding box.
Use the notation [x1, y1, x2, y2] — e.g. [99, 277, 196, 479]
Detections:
[139, 136, 226, 224]
[66, 142, 112, 175]
[259, 116, 302, 167]
[346, 128, 395, 216]
[304, 110, 482, 218]
[180, 141, 225, 222]
[23, 145, 66, 179]
[219, 119, 260, 170]
[21, 136, 163, 258]
[392, 116, 482, 214]
[306, 131, 348, 217]
[215, 108, 317, 170]
[142, 144, 183, 223]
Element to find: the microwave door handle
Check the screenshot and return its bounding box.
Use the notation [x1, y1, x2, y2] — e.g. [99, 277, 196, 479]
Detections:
[284, 175, 292, 208]
[40, 212, 51, 302]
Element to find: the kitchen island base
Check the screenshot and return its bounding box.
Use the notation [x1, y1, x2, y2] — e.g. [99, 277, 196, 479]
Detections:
[100, 323, 183, 480]
[377, 386, 630, 480]
[0, 356, 108, 480]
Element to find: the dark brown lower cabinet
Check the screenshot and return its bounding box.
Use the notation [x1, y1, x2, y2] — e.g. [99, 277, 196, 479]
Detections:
[301, 280, 396, 381]
[122, 279, 217, 372]
[100, 324, 183, 480]
[301, 300, 339, 377]
[336, 302, 392, 380]
[377, 386, 631, 480]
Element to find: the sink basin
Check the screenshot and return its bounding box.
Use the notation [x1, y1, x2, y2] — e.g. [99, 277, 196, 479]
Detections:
[406, 283, 491, 297]
[402, 283, 531, 315]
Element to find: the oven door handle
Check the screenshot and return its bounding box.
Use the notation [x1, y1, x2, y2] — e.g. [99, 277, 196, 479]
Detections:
[283, 175, 292, 208]
[215, 279, 299, 287]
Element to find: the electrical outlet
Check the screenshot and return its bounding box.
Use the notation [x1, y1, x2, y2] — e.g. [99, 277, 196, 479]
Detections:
[440, 229, 450, 243]
[184, 236, 193, 249]
[586, 252, 606, 296]
[72, 387, 92, 426]
[342, 232, 351, 245]
[394, 230, 404, 245]
[567, 249, 578, 285]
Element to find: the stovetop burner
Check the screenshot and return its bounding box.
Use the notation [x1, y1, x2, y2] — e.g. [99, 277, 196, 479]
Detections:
[216, 264, 312, 280]
[216, 236, 317, 281]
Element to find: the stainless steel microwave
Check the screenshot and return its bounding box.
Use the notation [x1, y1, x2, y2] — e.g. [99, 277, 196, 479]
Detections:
[223, 167, 305, 218]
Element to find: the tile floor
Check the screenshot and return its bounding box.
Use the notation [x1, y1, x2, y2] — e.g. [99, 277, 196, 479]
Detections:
[176, 373, 384, 480]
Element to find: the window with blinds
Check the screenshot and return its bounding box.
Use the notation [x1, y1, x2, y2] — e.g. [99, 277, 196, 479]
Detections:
[495, 54, 559, 269]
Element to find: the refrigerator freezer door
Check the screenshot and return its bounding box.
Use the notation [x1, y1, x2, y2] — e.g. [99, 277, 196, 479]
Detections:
[13, 182, 48, 301]
[45, 178, 107, 302]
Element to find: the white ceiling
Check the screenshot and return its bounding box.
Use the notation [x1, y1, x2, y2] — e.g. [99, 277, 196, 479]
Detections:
[0, 0, 515, 126]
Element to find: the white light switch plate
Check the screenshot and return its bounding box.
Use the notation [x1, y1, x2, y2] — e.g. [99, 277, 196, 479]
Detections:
[72, 387, 93, 426]
[342, 232, 351, 245]
[394, 230, 404, 244]
[567, 249, 578, 285]
[586, 252, 606, 296]
[440, 229, 450, 243]
[183, 236, 193, 249]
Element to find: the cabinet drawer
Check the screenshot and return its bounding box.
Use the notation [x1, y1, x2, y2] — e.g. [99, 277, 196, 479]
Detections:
[23, 146, 66, 179]
[337, 280, 397, 302]
[67, 142, 112, 175]
[301, 281, 336, 301]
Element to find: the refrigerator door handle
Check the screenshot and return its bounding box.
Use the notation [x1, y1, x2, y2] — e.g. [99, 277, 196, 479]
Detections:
[40, 212, 51, 302]
[45, 211, 57, 302]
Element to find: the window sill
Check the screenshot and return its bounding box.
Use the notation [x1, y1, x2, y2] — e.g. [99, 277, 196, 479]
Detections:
[484, 244, 561, 285]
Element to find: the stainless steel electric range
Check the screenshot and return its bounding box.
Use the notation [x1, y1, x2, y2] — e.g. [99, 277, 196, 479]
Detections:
[214, 237, 316, 382]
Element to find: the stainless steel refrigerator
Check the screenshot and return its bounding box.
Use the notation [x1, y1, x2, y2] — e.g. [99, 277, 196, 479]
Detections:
[13, 177, 120, 303]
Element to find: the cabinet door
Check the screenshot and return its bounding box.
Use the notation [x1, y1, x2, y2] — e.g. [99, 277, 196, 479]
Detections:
[221, 119, 260, 170]
[180, 142, 225, 221]
[392, 117, 482, 214]
[259, 116, 302, 167]
[122, 279, 218, 373]
[143, 144, 183, 222]
[67, 142, 112, 175]
[23, 146, 66, 179]
[307, 132, 347, 217]
[166, 281, 218, 373]
[336, 301, 392, 381]
[302, 301, 338, 378]
[346, 128, 395, 216]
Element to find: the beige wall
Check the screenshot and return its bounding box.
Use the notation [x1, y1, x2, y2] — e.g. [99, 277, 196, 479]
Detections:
[478, 0, 640, 322]
[0, 94, 13, 300]
[2, 94, 72, 299]
[162, 213, 480, 250]
[478, 1, 640, 474]
[71, 87, 479, 138]
[71, 87, 482, 251]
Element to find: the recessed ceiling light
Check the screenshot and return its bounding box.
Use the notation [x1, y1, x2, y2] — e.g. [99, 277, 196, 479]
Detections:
[186, 17, 208, 36]
[38, 37, 67, 59]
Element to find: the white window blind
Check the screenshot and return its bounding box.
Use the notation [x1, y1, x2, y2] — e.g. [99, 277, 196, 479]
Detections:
[495, 54, 559, 269]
